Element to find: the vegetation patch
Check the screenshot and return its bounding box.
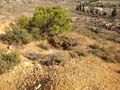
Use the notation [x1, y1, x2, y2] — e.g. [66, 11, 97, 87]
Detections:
[89, 44, 119, 63]
[41, 51, 70, 66]
[18, 6, 71, 39]
[0, 52, 20, 74]
[38, 41, 51, 50]
[2, 27, 32, 45]
[48, 33, 81, 50]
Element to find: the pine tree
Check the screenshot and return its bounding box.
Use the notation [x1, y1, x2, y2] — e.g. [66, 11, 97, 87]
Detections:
[29, 6, 71, 36]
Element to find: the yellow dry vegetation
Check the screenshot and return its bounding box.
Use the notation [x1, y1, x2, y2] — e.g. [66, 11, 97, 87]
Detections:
[0, 56, 42, 90]
[42, 55, 120, 90]
[0, 19, 15, 34]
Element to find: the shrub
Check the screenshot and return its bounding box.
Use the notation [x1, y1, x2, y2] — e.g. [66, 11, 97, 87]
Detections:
[100, 54, 116, 63]
[3, 27, 32, 45]
[48, 34, 80, 50]
[18, 15, 30, 29]
[89, 44, 100, 49]
[45, 51, 69, 66]
[28, 6, 71, 37]
[76, 49, 86, 57]
[23, 52, 40, 60]
[16, 6, 71, 40]
[30, 27, 42, 40]
[69, 51, 79, 58]
[90, 46, 117, 63]
[38, 41, 51, 50]
[0, 52, 20, 74]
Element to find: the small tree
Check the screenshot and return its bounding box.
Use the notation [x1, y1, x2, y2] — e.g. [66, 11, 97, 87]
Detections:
[111, 8, 117, 17]
[29, 6, 71, 37]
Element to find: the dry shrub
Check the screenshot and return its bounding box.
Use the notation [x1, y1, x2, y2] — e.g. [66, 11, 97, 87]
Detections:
[48, 33, 81, 50]
[41, 60, 82, 90]
[41, 58, 102, 90]
[89, 45, 118, 63]
[38, 41, 51, 50]
[16, 64, 42, 90]
[41, 51, 70, 66]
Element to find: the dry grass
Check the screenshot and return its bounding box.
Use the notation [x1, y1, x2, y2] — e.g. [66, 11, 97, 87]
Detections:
[0, 19, 15, 34]
[41, 55, 120, 90]
[0, 1, 120, 90]
[0, 56, 42, 90]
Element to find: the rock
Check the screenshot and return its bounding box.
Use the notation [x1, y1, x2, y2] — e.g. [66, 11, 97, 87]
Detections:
[70, 17, 78, 22]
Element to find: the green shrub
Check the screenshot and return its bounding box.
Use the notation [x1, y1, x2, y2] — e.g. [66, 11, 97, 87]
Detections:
[18, 15, 30, 29]
[26, 6, 71, 38]
[0, 52, 20, 74]
[30, 27, 42, 40]
[15, 6, 71, 41]
[4, 27, 32, 44]
[38, 41, 51, 50]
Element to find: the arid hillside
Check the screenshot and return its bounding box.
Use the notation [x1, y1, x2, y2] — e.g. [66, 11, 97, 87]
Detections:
[0, 0, 120, 90]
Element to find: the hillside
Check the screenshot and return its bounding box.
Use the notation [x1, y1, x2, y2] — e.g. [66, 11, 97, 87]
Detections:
[0, 0, 120, 90]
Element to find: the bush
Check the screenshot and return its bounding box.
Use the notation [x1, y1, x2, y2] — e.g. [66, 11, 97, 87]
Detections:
[48, 34, 80, 50]
[90, 46, 118, 63]
[0, 52, 20, 74]
[45, 51, 69, 66]
[3, 27, 32, 45]
[38, 41, 51, 50]
[18, 15, 30, 29]
[89, 44, 100, 49]
[23, 6, 71, 38]
[23, 52, 40, 60]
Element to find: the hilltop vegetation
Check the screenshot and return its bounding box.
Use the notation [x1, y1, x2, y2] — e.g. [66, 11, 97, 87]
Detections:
[2, 6, 71, 45]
